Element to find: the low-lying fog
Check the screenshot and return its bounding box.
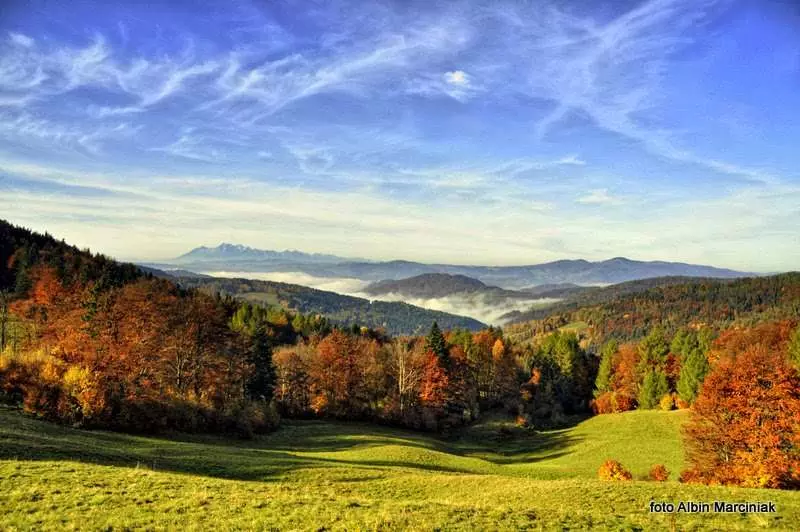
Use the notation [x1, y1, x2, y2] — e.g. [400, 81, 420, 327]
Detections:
[203, 271, 559, 326]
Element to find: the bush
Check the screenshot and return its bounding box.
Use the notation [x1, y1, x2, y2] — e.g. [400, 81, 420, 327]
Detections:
[591, 392, 614, 414]
[598, 459, 632, 481]
[658, 393, 674, 411]
[649, 464, 670, 481]
[611, 393, 636, 412]
[678, 468, 708, 484]
[675, 397, 690, 409]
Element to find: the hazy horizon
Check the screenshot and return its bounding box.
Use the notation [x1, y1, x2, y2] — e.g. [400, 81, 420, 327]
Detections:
[2, 0, 799, 272]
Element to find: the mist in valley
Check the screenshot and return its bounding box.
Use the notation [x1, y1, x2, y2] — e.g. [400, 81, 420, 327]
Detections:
[203, 270, 559, 326]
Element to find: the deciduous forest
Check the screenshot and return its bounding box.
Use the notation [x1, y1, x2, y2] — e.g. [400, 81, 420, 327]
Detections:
[1, 219, 798, 489]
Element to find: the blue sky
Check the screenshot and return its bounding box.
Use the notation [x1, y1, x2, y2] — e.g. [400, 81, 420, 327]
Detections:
[0, 0, 798, 271]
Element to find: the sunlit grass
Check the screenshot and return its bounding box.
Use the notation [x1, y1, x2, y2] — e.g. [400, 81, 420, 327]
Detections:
[1, 407, 798, 530]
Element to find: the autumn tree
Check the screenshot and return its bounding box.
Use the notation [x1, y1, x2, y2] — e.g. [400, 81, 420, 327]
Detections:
[308, 329, 371, 417]
[491, 338, 519, 405]
[386, 338, 425, 415]
[609, 343, 641, 411]
[683, 323, 800, 488]
[273, 344, 313, 416]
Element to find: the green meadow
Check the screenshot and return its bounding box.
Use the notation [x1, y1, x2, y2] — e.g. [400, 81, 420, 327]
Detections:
[1, 407, 798, 530]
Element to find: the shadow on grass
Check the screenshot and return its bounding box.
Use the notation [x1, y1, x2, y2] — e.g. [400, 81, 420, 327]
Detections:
[0, 407, 583, 482]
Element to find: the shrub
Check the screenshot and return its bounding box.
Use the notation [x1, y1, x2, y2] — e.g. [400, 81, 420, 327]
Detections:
[611, 392, 636, 412]
[591, 392, 614, 414]
[658, 393, 674, 411]
[598, 459, 632, 481]
[675, 397, 690, 409]
[649, 464, 670, 481]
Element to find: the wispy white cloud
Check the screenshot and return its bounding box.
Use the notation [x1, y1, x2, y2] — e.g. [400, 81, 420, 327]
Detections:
[1, 160, 797, 272]
[8, 33, 34, 48]
[0, 1, 796, 272]
[406, 69, 483, 102]
[576, 188, 623, 205]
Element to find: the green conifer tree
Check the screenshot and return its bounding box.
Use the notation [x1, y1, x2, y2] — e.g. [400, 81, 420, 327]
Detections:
[425, 321, 448, 362]
[676, 348, 710, 405]
[638, 368, 668, 409]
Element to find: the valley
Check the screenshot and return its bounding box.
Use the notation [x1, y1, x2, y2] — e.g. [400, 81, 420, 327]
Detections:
[2, 407, 798, 530]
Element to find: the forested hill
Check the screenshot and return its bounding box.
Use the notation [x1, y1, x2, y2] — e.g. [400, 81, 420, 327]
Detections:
[506, 272, 800, 347]
[1, 219, 324, 434]
[172, 275, 486, 335]
[501, 276, 725, 323]
[0, 220, 144, 293]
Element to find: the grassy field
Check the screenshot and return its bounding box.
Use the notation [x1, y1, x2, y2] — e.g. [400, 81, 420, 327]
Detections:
[1, 407, 798, 530]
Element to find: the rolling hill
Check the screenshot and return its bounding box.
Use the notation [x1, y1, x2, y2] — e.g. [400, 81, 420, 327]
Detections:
[363, 273, 533, 300]
[171, 274, 487, 335]
[505, 272, 800, 347]
[2, 407, 798, 529]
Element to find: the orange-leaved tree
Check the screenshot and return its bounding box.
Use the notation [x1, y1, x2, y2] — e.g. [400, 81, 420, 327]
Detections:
[682, 322, 800, 488]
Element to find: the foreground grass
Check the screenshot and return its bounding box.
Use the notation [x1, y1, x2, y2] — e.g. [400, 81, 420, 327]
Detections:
[1, 408, 798, 530]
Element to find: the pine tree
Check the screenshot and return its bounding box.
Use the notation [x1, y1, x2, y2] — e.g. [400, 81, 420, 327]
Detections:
[594, 340, 617, 397]
[425, 321, 448, 362]
[246, 327, 277, 402]
[638, 327, 669, 372]
[639, 368, 668, 409]
[677, 348, 710, 405]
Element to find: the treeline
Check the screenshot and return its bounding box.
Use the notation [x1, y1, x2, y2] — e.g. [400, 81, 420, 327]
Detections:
[591, 321, 800, 489]
[0, 220, 593, 435]
[269, 323, 595, 432]
[591, 327, 715, 413]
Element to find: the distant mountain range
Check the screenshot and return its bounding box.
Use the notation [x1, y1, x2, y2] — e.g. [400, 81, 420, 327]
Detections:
[174, 243, 355, 265]
[146, 244, 754, 289]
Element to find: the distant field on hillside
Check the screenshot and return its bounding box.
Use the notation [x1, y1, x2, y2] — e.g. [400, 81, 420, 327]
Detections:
[1, 408, 798, 530]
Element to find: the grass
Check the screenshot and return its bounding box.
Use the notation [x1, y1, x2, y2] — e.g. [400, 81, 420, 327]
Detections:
[559, 321, 590, 335]
[1, 407, 798, 530]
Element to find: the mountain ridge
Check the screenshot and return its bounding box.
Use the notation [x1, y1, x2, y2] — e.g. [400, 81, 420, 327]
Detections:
[153, 245, 756, 289]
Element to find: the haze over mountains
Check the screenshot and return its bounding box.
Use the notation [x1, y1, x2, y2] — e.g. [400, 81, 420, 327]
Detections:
[136, 243, 759, 326]
[149, 243, 752, 289]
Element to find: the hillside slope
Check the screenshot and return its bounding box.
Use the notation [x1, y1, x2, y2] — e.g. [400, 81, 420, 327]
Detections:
[506, 272, 800, 346]
[175, 275, 487, 335]
[1, 408, 798, 530]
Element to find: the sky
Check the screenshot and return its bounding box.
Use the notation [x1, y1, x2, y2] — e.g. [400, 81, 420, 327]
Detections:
[0, 0, 798, 272]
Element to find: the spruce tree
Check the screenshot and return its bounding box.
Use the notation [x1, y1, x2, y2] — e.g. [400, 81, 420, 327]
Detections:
[246, 327, 277, 402]
[425, 321, 448, 362]
[638, 327, 669, 372]
[639, 368, 668, 409]
[594, 340, 617, 397]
